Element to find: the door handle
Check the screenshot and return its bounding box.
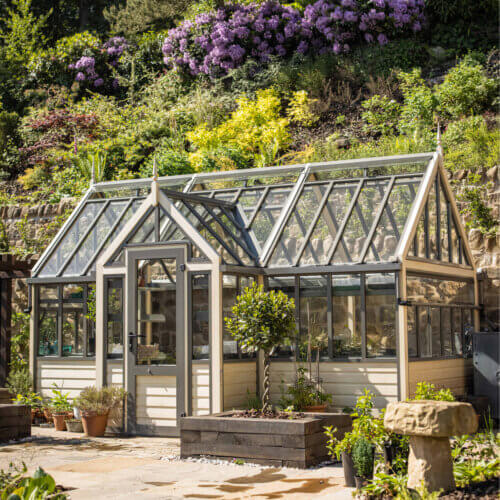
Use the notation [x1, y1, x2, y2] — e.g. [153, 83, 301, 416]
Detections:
[128, 332, 145, 351]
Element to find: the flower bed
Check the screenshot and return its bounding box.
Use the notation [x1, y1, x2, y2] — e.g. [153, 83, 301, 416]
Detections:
[180, 411, 351, 468]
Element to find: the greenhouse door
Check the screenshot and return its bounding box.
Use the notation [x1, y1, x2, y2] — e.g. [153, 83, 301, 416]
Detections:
[125, 246, 186, 436]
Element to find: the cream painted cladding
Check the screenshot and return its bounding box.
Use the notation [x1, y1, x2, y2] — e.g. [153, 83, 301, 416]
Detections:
[36, 359, 96, 401]
[107, 361, 124, 387]
[270, 361, 398, 410]
[408, 359, 473, 397]
[224, 361, 257, 410]
[192, 363, 210, 416]
[136, 375, 177, 429]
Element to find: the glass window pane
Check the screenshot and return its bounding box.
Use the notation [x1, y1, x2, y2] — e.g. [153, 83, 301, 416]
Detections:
[136, 258, 177, 365]
[300, 184, 351, 265]
[333, 180, 388, 264]
[366, 273, 396, 357]
[63, 284, 84, 300]
[452, 308, 463, 355]
[407, 275, 474, 305]
[38, 307, 58, 356]
[64, 201, 128, 276]
[299, 276, 328, 359]
[332, 274, 361, 357]
[62, 303, 84, 356]
[192, 274, 209, 360]
[38, 202, 101, 277]
[268, 276, 296, 358]
[427, 182, 439, 260]
[450, 220, 461, 264]
[418, 306, 431, 358]
[40, 285, 59, 301]
[430, 307, 441, 358]
[129, 208, 156, 244]
[441, 307, 452, 356]
[413, 208, 427, 258]
[222, 275, 238, 358]
[439, 181, 449, 262]
[270, 186, 326, 267]
[251, 186, 293, 246]
[106, 279, 123, 358]
[366, 181, 417, 263]
[408, 306, 417, 357]
[463, 309, 473, 357]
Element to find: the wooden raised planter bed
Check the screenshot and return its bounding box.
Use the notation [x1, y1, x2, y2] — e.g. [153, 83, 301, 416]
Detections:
[0, 404, 31, 442]
[180, 411, 352, 468]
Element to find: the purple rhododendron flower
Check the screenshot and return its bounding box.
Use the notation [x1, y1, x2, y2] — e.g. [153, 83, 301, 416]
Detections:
[93, 78, 104, 87]
[75, 72, 85, 81]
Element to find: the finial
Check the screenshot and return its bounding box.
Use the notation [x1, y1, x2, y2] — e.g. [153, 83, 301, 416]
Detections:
[436, 122, 444, 158]
[152, 156, 158, 181]
[90, 156, 96, 186]
[151, 156, 159, 206]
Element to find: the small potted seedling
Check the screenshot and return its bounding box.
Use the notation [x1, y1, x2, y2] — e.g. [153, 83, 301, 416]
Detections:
[74, 386, 126, 437]
[49, 385, 72, 431]
[352, 437, 375, 489]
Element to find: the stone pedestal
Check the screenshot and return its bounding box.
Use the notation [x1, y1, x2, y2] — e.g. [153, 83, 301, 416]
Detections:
[384, 400, 478, 492]
[408, 436, 454, 492]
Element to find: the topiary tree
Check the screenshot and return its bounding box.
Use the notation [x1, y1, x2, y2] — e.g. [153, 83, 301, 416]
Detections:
[224, 283, 296, 411]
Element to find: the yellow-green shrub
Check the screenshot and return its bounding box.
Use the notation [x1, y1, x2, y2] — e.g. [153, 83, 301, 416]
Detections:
[187, 88, 290, 171]
[287, 90, 318, 127]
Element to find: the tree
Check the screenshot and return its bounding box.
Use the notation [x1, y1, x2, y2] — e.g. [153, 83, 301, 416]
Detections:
[104, 0, 192, 37]
[224, 283, 296, 411]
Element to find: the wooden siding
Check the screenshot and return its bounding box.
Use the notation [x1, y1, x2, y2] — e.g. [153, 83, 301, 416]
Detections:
[192, 363, 210, 416]
[36, 359, 96, 401]
[223, 361, 257, 411]
[136, 375, 177, 427]
[270, 361, 398, 411]
[408, 358, 473, 397]
[106, 361, 124, 387]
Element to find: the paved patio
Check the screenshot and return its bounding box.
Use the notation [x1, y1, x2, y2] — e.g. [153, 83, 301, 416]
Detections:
[0, 428, 352, 499]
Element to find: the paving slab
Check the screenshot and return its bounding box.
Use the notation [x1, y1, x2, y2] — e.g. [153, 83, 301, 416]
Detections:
[0, 427, 353, 499]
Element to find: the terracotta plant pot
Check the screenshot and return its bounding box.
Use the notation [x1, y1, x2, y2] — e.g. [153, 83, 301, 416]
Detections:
[82, 413, 108, 437]
[52, 413, 67, 431]
[43, 408, 52, 422]
[66, 420, 84, 433]
[342, 451, 356, 487]
[304, 404, 327, 413]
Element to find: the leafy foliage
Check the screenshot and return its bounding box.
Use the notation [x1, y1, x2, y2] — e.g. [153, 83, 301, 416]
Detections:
[453, 459, 500, 488]
[361, 94, 401, 135]
[412, 381, 455, 401]
[6, 367, 32, 397]
[49, 384, 72, 413]
[352, 438, 374, 478]
[225, 283, 296, 355]
[0, 466, 67, 499]
[279, 367, 331, 410]
[10, 311, 30, 372]
[74, 386, 126, 415]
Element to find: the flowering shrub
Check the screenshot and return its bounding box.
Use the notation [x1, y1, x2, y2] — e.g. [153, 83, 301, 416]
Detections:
[163, 0, 425, 77]
[69, 36, 129, 91]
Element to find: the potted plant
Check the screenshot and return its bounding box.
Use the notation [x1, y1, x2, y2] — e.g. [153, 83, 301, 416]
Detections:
[12, 392, 43, 423]
[279, 367, 332, 412]
[74, 386, 126, 437]
[49, 386, 72, 431]
[325, 390, 383, 487]
[65, 419, 84, 433]
[352, 437, 375, 489]
[225, 283, 296, 411]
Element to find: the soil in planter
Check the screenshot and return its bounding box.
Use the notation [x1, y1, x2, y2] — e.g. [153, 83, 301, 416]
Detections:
[228, 409, 306, 419]
[440, 480, 499, 500]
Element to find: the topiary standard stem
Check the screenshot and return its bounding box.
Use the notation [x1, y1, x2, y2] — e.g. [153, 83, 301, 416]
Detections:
[262, 352, 270, 411]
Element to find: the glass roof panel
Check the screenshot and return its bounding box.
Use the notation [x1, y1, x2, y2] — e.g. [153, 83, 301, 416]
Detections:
[299, 182, 353, 266]
[332, 179, 389, 264]
[269, 185, 327, 267]
[38, 202, 103, 277]
[63, 200, 128, 276]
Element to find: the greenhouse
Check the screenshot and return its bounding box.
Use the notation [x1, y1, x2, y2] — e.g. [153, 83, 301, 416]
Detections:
[27, 147, 479, 436]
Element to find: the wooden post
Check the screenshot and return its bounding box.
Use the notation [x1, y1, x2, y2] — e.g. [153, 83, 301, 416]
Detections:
[0, 275, 12, 386]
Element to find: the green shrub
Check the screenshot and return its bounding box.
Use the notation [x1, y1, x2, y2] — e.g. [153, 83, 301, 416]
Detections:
[279, 367, 331, 411]
[361, 95, 401, 135]
[74, 386, 127, 416]
[398, 69, 437, 135]
[412, 382, 455, 401]
[352, 438, 375, 478]
[6, 367, 32, 397]
[454, 459, 500, 487]
[139, 150, 193, 177]
[437, 60, 497, 119]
